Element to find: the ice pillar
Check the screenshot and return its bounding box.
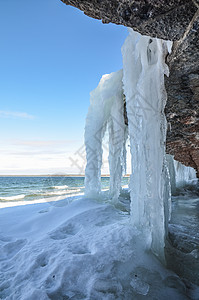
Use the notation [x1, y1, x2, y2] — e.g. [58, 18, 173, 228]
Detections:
[108, 95, 127, 202]
[85, 70, 126, 199]
[122, 29, 172, 261]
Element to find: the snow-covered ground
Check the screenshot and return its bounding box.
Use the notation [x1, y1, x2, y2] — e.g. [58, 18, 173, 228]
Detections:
[0, 190, 199, 300]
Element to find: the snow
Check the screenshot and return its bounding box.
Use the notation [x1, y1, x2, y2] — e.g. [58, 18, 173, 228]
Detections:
[122, 29, 172, 261]
[0, 195, 193, 299]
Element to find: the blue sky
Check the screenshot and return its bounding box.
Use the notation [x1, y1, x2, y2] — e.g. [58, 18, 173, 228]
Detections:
[0, 0, 128, 174]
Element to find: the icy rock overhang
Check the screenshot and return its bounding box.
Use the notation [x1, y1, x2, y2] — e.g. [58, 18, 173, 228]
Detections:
[85, 29, 172, 261]
[61, 0, 199, 176]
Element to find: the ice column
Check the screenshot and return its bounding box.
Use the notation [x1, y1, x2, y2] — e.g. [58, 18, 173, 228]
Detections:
[122, 29, 172, 261]
[85, 70, 126, 199]
[166, 154, 177, 195]
[108, 97, 128, 202]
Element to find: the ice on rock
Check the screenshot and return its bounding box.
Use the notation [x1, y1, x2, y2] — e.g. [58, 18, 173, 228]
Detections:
[85, 70, 127, 201]
[122, 29, 172, 261]
[166, 154, 197, 191]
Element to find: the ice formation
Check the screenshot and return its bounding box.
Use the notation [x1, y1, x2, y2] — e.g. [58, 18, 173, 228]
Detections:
[121, 29, 172, 261]
[85, 70, 127, 201]
[108, 98, 128, 202]
[167, 154, 197, 192]
[85, 29, 173, 260]
[174, 160, 197, 188]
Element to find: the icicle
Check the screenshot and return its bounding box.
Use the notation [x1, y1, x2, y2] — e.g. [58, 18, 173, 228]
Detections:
[122, 29, 172, 261]
[108, 95, 127, 202]
[166, 154, 197, 190]
[85, 70, 125, 200]
[122, 126, 128, 175]
[166, 154, 177, 195]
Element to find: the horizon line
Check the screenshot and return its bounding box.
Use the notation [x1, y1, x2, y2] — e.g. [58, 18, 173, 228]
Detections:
[0, 174, 130, 177]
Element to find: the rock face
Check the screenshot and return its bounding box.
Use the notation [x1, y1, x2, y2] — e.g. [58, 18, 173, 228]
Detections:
[61, 0, 199, 176]
[165, 11, 199, 177]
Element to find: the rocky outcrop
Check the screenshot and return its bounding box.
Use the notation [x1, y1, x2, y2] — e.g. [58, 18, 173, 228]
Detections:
[61, 0, 199, 176]
[165, 11, 199, 176]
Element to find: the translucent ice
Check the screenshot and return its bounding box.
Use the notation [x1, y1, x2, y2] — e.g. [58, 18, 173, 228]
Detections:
[108, 103, 128, 202]
[174, 160, 197, 188]
[122, 29, 172, 261]
[167, 154, 197, 191]
[85, 28, 173, 260]
[85, 70, 127, 200]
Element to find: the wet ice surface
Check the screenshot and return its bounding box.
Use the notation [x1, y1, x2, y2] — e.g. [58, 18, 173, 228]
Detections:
[166, 183, 199, 290]
[0, 188, 199, 300]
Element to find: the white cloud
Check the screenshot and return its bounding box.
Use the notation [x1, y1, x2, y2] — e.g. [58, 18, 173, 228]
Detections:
[0, 138, 131, 175]
[0, 110, 35, 119]
[12, 140, 75, 147]
[0, 139, 85, 175]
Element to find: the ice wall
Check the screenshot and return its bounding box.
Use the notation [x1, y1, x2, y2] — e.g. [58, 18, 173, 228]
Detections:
[174, 161, 197, 188]
[166, 154, 197, 191]
[122, 29, 172, 261]
[85, 70, 126, 200]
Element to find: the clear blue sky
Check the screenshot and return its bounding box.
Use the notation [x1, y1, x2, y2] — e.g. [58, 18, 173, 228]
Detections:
[0, 0, 128, 174]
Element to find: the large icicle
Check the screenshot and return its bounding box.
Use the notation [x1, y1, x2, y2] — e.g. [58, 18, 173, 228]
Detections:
[122, 29, 172, 261]
[85, 70, 126, 200]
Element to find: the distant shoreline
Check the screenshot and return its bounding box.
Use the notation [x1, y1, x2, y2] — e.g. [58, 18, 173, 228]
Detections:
[0, 174, 130, 177]
[0, 175, 86, 177]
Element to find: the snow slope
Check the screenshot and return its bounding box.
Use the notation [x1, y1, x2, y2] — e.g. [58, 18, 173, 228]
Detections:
[0, 195, 195, 300]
